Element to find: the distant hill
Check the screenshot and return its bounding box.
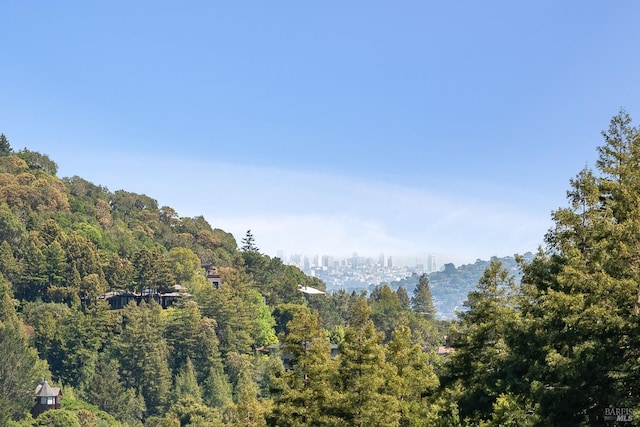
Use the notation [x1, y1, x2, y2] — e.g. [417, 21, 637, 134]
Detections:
[382, 253, 534, 319]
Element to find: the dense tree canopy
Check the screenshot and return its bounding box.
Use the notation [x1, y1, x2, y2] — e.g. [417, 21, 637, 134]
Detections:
[3, 112, 640, 426]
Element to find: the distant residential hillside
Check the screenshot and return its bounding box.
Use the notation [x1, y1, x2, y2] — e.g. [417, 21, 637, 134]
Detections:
[380, 254, 534, 319]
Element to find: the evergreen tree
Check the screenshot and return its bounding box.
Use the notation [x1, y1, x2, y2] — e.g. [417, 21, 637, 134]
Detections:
[241, 230, 259, 252]
[386, 325, 440, 426]
[334, 297, 400, 426]
[81, 355, 146, 425]
[515, 110, 640, 424]
[0, 207, 26, 247]
[0, 240, 21, 284]
[0, 133, 11, 156]
[203, 362, 233, 410]
[0, 276, 50, 423]
[268, 308, 342, 426]
[165, 395, 224, 427]
[166, 299, 221, 382]
[15, 234, 48, 300]
[396, 286, 411, 310]
[44, 240, 66, 288]
[116, 301, 172, 416]
[443, 260, 520, 422]
[200, 269, 255, 355]
[230, 367, 268, 427]
[132, 247, 175, 294]
[412, 274, 436, 320]
[172, 357, 203, 404]
[56, 306, 104, 387]
[103, 253, 134, 290]
[369, 284, 406, 341]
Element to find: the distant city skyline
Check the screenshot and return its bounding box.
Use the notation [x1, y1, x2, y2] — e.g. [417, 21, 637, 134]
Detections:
[277, 251, 443, 271]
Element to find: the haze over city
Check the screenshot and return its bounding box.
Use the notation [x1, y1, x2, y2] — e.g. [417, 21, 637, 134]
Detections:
[3, 2, 640, 266]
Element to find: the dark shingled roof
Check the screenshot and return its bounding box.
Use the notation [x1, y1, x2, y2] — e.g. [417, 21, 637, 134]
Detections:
[35, 380, 61, 397]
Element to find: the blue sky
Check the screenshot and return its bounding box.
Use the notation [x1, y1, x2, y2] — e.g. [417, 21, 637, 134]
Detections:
[3, 1, 640, 266]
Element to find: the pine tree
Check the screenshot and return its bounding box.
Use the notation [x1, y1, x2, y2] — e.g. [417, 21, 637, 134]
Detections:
[412, 274, 436, 320]
[268, 308, 342, 426]
[44, 240, 66, 288]
[241, 230, 259, 252]
[386, 325, 440, 426]
[334, 297, 400, 427]
[116, 301, 172, 416]
[200, 270, 255, 355]
[0, 134, 11, 156]
[516, 110, 640, 424]
[443, 260, 520, 422]
[166, 299, 222, 382]
[81, 356, 146, 425]
[203, 362, 233, 410]
[0, 241, 21, 284]
[369, 284, 405, 341]
[396, 286, 411, 310]
[172, 357, 203, 404]
[231, 368, 268, 427]
[0, 276, 50, 423]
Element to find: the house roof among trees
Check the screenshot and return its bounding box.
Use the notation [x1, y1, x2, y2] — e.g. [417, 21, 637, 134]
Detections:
[35, 380, 60, 397]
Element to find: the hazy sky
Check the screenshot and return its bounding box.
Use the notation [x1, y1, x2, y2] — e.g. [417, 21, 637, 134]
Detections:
[3, 1, 640, 266]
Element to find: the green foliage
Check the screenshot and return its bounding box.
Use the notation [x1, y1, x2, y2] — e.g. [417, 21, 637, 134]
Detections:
[167, 247, 202, 284]
[0, 133, 12, 156]
[15, 148, 58, 175]
[22, 302, 109, 388]
[80, 356, 145, 425]
[0, 278, 51, 424]
[0, 207, 26, 246]
[334, 297, 401, 426]
[202, 363, 233, 410]
[172, 357, 203, 405]
[386, 325, 439, 426]
[443, 260, 520, 421]
[0, 240, 22, 284]
[115, 301, 172, 416]
[60, 395, 123, 427]
[34, 409, 80, 427]
[229, 368, 269, 427]
[248, 289, 278, 347]
[165, 395, 224, 426]
[132, 247, 175, 294]
[396, 286, 410, 310]
[269, 308, 342, 426]
[241, 230, 259, 252]
[412, 274, 436, 320]
[199, 269, 255, 355]
[369, 284, 406, 341]
[165, 299, 221, 383]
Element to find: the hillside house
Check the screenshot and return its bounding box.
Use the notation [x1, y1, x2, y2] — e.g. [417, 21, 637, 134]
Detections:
[31, 380, 61, 417]
[102, 285, 189, 309]
[202, 263, 222, 288]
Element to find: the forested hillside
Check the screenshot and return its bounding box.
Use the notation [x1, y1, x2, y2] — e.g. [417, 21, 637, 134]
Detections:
[2, 110, 640, 426]
[384, 254, 534, 319]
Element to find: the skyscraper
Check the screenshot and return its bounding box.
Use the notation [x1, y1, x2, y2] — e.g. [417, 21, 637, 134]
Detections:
[427, 254, 437, 273]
